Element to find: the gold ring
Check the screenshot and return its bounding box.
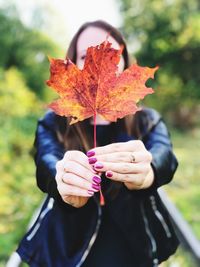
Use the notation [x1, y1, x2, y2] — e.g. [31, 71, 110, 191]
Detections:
[130, 153, 136, 163]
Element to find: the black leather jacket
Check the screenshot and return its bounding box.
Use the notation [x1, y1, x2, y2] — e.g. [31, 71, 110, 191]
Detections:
[17, 108, 179, 267]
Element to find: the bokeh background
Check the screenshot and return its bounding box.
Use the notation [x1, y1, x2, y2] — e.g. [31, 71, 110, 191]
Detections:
[0, 0, 200, 266]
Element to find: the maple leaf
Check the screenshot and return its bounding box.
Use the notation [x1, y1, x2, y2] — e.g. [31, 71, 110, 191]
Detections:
[46, 41, 158, 124]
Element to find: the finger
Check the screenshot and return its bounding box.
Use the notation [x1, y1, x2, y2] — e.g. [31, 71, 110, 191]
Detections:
[64, 150, 95, 172]
[87, 140, 144, 156]
[65, 150, 96, 172]
[56, 159, 64, 172]
[93, 161, 149, 174]
[57, 183, 95, 197]
[62, 173, 101, 192]
[90, 151, 152, 164]
[105, 170, 144, 187]
[56, 151, 94, 173]
[64, 160, 101, 183]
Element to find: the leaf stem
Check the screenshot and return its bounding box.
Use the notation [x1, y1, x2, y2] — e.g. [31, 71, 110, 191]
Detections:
[93, 111, 105, 206]
[93, 110, 96, 149]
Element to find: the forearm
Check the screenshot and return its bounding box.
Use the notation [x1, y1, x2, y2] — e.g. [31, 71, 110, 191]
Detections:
[150, 145, 178, 187]
[34, 112, 65, 199]
[36, 154, 60, 198]
[145, 120, 178, 188]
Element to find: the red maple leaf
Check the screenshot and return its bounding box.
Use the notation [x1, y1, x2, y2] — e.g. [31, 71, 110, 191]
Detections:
[46, 41, 158, 206]
[46, 41, 158, 125]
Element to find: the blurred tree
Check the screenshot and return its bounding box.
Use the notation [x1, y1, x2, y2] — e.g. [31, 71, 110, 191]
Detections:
[0, 68, 41, 117]
[118, 0, 200, 128]
[0, 0, 69, 48]
[0, 9, 61, 99]
[0, 3, 64, 263]
[0, 67, 44, 261]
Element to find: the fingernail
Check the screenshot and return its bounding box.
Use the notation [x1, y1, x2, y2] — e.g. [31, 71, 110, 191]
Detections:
[92, 175, 102, 184]
[88, 190, 95, 196]
[94, 162, 104, 169]
[106, 171, 113, 178]
[87, 150, 95, 157]
[88, 157, 97, 164]
[92, 183, 101, 191]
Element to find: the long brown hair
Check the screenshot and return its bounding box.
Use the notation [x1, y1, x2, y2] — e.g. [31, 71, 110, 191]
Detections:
[56, 20, 148, 152]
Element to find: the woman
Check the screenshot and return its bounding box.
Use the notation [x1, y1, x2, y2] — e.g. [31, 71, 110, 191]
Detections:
[17, 20, 179, 267]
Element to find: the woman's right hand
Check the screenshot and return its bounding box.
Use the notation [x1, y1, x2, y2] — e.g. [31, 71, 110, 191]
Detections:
[55, 150, 101, 208]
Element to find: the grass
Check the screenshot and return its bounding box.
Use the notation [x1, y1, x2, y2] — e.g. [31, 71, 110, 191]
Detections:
[161, 127, 200, 267]
[167, 128, 200, 239]
[0, 115, 43, 264]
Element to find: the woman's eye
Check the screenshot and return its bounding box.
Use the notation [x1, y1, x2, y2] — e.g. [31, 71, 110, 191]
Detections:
[81, 55, 86, 60]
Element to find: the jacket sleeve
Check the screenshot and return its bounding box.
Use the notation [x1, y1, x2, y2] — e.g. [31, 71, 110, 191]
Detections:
[143, 117, 178, 188]
[34, 111, 65, 202]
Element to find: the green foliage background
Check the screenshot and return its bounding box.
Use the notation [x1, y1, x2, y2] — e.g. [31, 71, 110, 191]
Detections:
[0, 1, 200, 266]
[0, 7, 61, 263]
[119, 0, 200, 129]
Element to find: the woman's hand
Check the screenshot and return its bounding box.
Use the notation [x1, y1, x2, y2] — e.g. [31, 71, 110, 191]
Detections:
[55, 151, 101, 208]
[87, 140, 154, 190]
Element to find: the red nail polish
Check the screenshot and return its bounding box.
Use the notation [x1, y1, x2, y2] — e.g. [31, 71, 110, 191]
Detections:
[106, 171, 113, 178]
[88, 157, 97, 164]
[92, 176, 101, 184]
[94, 162, 103, 169]
[92, 184, 101, 191]
[87, 150, 95, 157]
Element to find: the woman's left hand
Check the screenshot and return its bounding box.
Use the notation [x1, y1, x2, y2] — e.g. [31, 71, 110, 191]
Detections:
[87, 140, 154, 190]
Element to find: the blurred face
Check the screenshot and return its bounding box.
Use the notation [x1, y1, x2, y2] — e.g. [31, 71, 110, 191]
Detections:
[76, 26, 125, 125]
[76, 26, 125, 72]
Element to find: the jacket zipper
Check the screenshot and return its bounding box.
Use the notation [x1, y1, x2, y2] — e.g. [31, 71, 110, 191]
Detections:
[26, 197, 54, 241]
[150, 195, 172, 238]
[140, 202, 159, 267]
[75, 201, 102, 267]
